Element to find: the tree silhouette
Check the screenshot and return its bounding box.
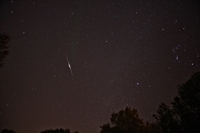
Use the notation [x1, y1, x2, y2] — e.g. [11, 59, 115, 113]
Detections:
[40, 128, 78, 133]
[1, 129, 15, 133]
[100, 107, 156, 133]
[153, 72, 200, 133]
[144, 121, 158, 133]
[0, 33, 10, 68]
[153, 103, 180, 133]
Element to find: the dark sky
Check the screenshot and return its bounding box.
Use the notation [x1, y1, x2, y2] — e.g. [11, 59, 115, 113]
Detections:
[0, 0, 200, 133]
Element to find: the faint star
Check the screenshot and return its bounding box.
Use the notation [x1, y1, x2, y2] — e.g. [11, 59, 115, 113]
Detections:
[176, 55, 179, 60]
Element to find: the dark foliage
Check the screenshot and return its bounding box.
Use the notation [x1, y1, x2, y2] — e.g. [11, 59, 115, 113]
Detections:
[0, 33, 10, 68]
[153, 72, 200, 133]
[1, 129, 15, 133]
[100, 107, 157, 133]
[40, 128, 78, 133]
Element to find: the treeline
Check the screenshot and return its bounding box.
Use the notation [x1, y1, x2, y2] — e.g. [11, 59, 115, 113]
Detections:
[0, 33, 10, 68]
[1, 129, 78, 133]
[40, 129, 78, 133]
[100, 72, 200, 133]
[2, 71, 200, 133]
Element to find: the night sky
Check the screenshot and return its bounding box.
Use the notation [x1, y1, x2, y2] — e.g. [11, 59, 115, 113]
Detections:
[0, 0, 200, 133]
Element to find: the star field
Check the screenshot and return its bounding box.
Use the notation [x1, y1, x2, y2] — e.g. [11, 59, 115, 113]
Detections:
[0, 0, 200, 133]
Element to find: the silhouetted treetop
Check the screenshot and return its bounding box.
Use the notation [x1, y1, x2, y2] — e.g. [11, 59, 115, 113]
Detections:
[100, 107, 157, 133]
[1, 129, 15, 133]
[153, 71, 200, 133]
[0, 33, 10, 68]
[40, 128, 78, 133]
